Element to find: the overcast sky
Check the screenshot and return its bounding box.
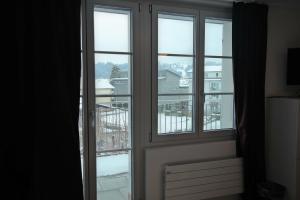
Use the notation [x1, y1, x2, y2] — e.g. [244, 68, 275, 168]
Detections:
[94, 11, 226, 65]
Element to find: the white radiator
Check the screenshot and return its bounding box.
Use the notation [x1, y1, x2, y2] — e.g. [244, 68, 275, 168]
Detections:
[164, 158, 244, 200]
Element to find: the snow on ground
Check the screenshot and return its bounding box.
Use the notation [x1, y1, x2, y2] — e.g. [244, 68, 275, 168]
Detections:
[97, 153, 129, 177]
[81, 154, 129, 177]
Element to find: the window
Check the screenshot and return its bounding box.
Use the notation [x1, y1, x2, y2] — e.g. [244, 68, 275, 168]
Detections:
[81, 1, 233, 200]
[204, 19, 234, 131]
[151, 6, 234, 140]
[82, 2, 137, 199]
[152, 6, 198, 136]
[94, 7, 133, 200]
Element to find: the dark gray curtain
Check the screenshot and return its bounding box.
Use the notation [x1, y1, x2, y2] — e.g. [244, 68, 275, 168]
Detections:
[232, 2, 268, 200]
[16, 0, 83, 199]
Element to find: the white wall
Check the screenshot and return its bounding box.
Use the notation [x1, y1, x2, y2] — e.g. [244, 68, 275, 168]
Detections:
[265, 98, 300, 200]
[264, 4, 300, 200]
[145, 140, 238, 200]
[265, 5, 300, 97]
[139, 2, 300, 200]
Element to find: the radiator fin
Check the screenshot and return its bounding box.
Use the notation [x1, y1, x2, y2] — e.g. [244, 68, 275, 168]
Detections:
[164, 158, 243, 200]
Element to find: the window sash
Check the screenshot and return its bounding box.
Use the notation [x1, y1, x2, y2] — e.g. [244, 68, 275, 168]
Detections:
[202, 11, 234, 133]
[151, 5, 200, 142]
[82, 1, 234, 199]
[151, 6, 234, 143]
[82, 0, 139, 200]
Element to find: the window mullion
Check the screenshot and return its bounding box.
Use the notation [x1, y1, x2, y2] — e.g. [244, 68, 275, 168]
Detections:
[151, 5, 158, 141]
[158, 53, 194, 57]
[85, 0, 97, 199]
[94, 50, 133, 55]
[198, 11, 205, 136]
[204, 55, 232, 59]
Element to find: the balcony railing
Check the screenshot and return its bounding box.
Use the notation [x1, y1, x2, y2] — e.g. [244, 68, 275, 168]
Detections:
[157, 99, 193, 134]
[95, 102, 129, 152]
[79, 99, 226, 152]
[204, 101, 221, 130]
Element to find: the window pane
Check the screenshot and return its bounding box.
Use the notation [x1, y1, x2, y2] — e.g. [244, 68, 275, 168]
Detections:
[94, 8, 130, 52]
[205, 19, 232, 56]
[158, 56, 193, 94]
[97, 150, 132, 200]
[95, 97, 131, 151]
[95, 54, 130, 95]
[203, 94, 234, 131]
[158, 14, 194, 55]
[158, 95, 193, 134]
[204, 58, 233, 93]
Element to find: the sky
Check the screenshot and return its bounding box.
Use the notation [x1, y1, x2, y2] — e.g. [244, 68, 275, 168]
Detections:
[94, 10, 230, 65]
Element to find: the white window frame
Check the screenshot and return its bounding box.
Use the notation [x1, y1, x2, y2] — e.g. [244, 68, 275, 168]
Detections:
[151, 4, 201, 142]
[150, 6, 235, 143]
[200, 10, 235, 136]
[81, 1, 235, 200]
[81, 0, 139, 199]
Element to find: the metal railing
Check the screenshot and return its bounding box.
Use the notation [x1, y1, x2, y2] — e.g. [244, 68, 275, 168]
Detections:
[157, 99, 223, 133]
[203, 102, 221, 130]
[95, 102, 129, 152]
[157, 99, 193, 134]
[78, 98, 228, 152]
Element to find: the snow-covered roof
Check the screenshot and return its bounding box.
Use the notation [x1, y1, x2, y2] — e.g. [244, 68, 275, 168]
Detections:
[111, 77, 128, 81]
[95, 79, 114, 89]
[159, 69, 181, 77]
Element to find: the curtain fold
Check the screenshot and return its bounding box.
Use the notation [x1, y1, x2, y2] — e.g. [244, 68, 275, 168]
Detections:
[16, 1, 83, 199]
[232, 2, 268, 200]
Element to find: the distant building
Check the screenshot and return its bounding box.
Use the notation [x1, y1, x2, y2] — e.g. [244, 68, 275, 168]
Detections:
[204, 65, 222, 93]
[95, 79, 114, 105]
[204, 65, 222, 126]
[158, 69, 190, 94]
[157, 69, 192, 116]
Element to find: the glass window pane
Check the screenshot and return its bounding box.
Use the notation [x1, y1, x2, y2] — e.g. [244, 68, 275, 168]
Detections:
[95, 54, 130, 95]
[203, 94, 234, 131]
[205, 19, 232, 56]
[97, 150, 132, 200]
[158, 14, 194, 55]
[94, 8, 130, 52]
[204, 58, 233, 93]
[95, 97, 131, 151]
[158, 95, 193, 134]
[158, 56, 193, 94]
